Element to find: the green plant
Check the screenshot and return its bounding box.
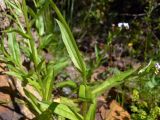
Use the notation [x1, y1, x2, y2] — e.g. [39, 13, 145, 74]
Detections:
[0, 0, 136, 119]
[131, 89, 160, 120]
[93, 28, 121, 68]
[120, 61, 160, 120]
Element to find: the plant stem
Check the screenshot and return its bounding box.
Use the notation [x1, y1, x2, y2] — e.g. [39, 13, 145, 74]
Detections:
[22, 0, 38, 67]
[82, 102, 88, 117]
[83, 72, 87, 85]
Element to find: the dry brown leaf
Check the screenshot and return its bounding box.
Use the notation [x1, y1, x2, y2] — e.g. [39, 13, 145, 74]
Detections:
[104, 100, 130, 120]
[91, 66, 106, 82]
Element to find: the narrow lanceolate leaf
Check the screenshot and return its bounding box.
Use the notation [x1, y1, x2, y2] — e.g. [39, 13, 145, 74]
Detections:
[24, 89, 42, 114]
[5, 29, 31, 39]
[50, 0, 86, 74]
[56, 20, 86, 74]
[92, 69, 137, 96]
[59, 97, 80, 112]
[7, 32, 21, 66]
[44, 64, 54, 101]
[85, 99, 97, 120]
[49, 102, 83, 120]
[5, 71, 22, 80]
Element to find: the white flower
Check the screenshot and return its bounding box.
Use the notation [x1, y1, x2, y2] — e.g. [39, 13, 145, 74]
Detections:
[155, 63, 160, 70]
[118, 22, 129, 29]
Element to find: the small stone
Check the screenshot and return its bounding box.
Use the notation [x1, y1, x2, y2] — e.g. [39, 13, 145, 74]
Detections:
[62, 87, 72, 95]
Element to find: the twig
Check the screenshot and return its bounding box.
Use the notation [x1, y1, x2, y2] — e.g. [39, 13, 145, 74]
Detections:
[119, 13, 146, 17]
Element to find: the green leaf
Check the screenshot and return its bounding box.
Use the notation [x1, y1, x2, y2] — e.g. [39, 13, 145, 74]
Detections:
[37, 0, 45, 7]
[56, 19, 86, 74]
[53, 59, 69, 76]
[58, 116, 66, 120]
[5, 0, 22, 15]
[36, 15, 44, 36]
[5, 65, 26, 80]
[95, 44, 100, 63]
[49, 0, 86, 75]
[22, 0, 39, 67]
[28, 6, 36, 18]
[85, 99, 97, 120]
[36, 59, 46, 73]
[5, 29, 31, 39]
[36, 109, 52, 120]
[0, 35, 10, 58]
[37, 101, 50, 112]
[138, 60, 153, 74]
[37, 102, 83, 120]
[92, 69, 137, 96]
[39, 34, 53, 49]
[18, 38, 31, 58]
[5, 71, 23, 80]
[27, 78, 42, 93]
[79, 85, 93, 102]
[43, 63, 54, 101]
[24, 89, 41, 114]
[59, 97, 80, 112]
[7, 32, 22, 66]
[49, 102, 83, 120]
[30, 1, 50, 27]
